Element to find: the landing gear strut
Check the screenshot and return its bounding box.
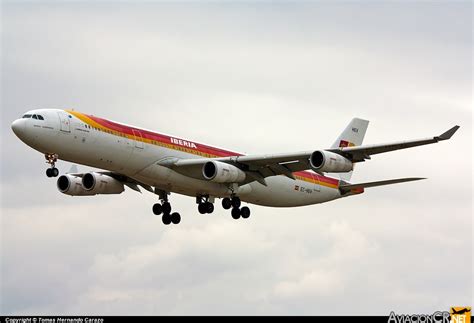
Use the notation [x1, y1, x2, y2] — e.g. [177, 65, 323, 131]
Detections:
[152, 191, 181, 225]
[197, 195, 214, 214]
[45, 153, 59, 177]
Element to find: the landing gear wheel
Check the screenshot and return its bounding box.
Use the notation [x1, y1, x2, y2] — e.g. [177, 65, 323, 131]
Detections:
[222, 198, 232, 210]
[231, 207, 241, 219]
[162, 202, 172, 215]
[171, 212, 181, 224]
[162, 213, 172, 225]
[198, 203, 207, 214]
[241, 206, 250, 219]
[45, 154, 59, 177]
[153, 203, 163, 215]
[231, 197, 241, 208]
[206, 202, 214, 214]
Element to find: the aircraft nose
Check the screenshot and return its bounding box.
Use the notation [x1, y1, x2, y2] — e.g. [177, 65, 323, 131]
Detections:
[11, 119, 25, 138]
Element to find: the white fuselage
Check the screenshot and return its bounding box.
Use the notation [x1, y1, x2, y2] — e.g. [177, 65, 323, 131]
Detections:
[11, 109, 345, 207]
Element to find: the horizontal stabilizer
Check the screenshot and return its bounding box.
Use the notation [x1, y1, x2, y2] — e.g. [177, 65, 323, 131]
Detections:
[339, 177, 426, 193]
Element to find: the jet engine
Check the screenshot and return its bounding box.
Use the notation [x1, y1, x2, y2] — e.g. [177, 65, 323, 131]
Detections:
[57, 173, 125, 196]
[57, 174, 96, 196]
[202, 161, 246, 183]
[309, 150, 353, 173]
[81, 172, 125, 195]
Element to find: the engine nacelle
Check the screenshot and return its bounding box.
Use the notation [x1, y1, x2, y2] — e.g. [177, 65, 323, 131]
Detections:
[81, 172, 125, 195]
[309, 150, 353, 173]
[57, 174, 96, 196]
[202, 161, 246, 183]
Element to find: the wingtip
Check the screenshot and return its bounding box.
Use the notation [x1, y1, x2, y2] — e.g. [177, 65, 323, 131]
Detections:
[437, 125, 460, 140]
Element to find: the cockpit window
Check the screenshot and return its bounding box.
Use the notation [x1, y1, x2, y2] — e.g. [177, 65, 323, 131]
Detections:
[37, 115, 44, 120]
[22, 114, 32, 119]
[32, 115, 38, 119]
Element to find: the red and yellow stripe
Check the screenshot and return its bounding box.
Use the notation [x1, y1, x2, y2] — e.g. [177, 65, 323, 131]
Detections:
[66, 110, 341, 190]
[294, 172, 339, 189]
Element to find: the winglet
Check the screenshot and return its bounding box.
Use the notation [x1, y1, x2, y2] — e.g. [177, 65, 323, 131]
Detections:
[437, 125, 460, 141]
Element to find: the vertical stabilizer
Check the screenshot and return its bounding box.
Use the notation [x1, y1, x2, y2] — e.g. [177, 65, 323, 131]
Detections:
[329, 118, 369, 181]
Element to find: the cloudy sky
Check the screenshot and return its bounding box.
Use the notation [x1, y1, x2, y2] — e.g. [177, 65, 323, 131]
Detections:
[1, 0, 472, 315]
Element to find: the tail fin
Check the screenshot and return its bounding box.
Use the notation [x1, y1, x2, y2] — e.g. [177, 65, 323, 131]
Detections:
[329, 118, 369, 181]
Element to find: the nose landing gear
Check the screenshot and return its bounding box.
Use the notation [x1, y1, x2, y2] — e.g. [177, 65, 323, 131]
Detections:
[45, 153, 59, 177]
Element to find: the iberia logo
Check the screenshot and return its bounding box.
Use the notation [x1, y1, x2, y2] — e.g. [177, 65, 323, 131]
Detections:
[339, 140, 355, 148]
[451, 307, 471, 323]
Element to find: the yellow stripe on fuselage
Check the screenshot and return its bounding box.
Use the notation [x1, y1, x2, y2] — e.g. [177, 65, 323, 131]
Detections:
[294, 175, 339, 189]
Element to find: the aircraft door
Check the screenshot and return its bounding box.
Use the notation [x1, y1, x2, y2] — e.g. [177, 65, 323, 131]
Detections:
[58, 112, 71, 132]
[311, 172, 321, 192]
[132, 129, 144, 149]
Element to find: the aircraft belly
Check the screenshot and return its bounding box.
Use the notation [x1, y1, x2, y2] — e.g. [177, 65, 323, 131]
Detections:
[240, 176, 341, 207]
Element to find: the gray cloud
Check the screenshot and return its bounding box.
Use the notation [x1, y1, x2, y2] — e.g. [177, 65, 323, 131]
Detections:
[1, 1, 472, 315]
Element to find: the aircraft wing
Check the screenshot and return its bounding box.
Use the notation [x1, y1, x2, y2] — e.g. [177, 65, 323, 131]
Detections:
[158, 125, 459, 185]
[157, 153, 312, 186]
[327, 125, 460, 162]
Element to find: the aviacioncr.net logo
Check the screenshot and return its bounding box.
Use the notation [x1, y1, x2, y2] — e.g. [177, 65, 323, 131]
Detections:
[388, 311, 451, 323]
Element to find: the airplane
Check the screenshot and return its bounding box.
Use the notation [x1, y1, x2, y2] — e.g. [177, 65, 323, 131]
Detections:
[452, 308, 471, 315]
[11, 109, 459, 225]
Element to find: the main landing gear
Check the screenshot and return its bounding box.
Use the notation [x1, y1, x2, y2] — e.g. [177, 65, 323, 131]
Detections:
[151, 192, 251, 225]
[197, 195, 251, 219]
[45, 153, 59, 178]
[197, 195, 214, 214]
[152, 194, 181, 225]
[222, 196, 251, 220]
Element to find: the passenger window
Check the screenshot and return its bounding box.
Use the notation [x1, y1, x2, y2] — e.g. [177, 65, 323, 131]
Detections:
[32, 115, 38, 119]
[38, 115, 44, 120]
